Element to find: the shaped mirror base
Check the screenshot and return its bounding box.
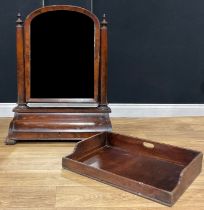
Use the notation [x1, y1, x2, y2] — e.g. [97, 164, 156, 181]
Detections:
[6, 106, 112, 144]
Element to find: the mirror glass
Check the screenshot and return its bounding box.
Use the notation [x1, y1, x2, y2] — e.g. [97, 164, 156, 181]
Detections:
[30, 10, 94, 98]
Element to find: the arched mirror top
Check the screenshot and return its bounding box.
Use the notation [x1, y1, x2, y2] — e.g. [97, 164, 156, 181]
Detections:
[24, 5, 100, 29]
[24, 5, 100, 103]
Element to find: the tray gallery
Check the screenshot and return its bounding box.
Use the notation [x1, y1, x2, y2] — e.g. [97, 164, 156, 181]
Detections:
[62, 132, 202, 206]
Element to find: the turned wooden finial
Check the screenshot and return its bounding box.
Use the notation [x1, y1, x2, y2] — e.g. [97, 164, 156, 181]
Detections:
[16, 12, 23, 26]
[101, 14, 108, 26]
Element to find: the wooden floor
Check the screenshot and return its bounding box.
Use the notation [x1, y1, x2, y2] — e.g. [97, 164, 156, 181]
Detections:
[0, 117, 203, 210]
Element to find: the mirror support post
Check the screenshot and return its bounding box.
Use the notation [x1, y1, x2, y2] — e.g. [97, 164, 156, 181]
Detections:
[16, 12, 26, 107]
[99, 14, 108, 109]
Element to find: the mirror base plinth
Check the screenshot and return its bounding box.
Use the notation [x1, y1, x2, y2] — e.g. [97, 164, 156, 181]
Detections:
[6, 107, 112, 143]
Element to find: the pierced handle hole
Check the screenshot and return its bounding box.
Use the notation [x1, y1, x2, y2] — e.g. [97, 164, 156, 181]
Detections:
[143, 142, 154, 149]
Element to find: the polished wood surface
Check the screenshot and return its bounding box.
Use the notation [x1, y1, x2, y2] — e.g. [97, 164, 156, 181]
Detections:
[99, 14, 108, 107]
[6, 6, 111, 144]
[1, 117, 204, 209]
[24, 5, 100, 103]
[16, 12, 26, 106]
[6, 111, 112, 144]
[63, 132, 202, 206]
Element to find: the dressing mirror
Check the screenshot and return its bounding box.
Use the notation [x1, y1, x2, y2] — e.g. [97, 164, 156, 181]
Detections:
[6, 5, 111, 144]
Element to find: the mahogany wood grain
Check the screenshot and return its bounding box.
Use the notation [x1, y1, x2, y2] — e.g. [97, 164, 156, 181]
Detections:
[6, 112, 111, 143]
[99, 14, 108, 107]
[24, 5, 100, 103]
[16, 13, 26, 106]
[6, 5, 111, 144]
[62, 132, 203, 206]
[13, 106, 111, 113]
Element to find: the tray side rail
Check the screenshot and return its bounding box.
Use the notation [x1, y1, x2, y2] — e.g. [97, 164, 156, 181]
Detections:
[108, 132, 200, 166]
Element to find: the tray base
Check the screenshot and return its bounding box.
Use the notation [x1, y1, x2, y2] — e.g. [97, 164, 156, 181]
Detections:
[80, 145, 184, 192]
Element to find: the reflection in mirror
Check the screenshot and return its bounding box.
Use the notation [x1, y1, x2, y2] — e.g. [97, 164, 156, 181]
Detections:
[30, 10, 94, 98]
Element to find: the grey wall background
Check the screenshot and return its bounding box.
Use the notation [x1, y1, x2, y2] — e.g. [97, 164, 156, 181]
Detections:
[1, 0, 204, 103]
